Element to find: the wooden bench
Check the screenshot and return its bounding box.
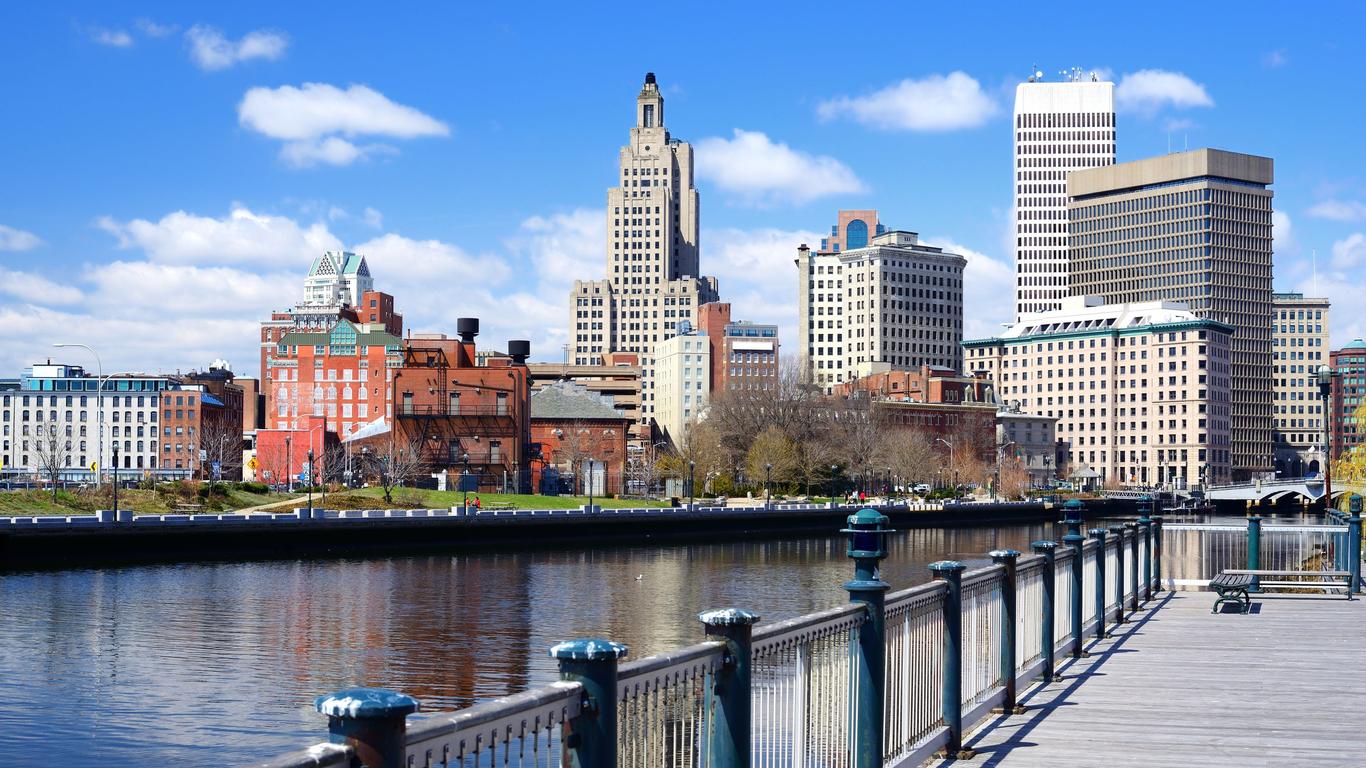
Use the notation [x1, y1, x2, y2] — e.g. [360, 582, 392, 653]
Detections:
[1222, 569, 1353, 600]
[1209, 572, 1255, 613]
[172, 503, 205, 514]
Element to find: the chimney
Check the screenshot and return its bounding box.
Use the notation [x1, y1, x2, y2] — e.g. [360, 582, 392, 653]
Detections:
[508, 340, 531, 365]
[457, 318, 479, 343]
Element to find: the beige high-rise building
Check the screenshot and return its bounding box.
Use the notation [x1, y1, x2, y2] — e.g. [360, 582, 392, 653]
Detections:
[1271, 293, 1331, 476]
[569, 73, 719, 426]
[1013, 74, 1116, 319]
[1068, 148, 1274, 480]
[965, 296, 1235, 488]
[652, 322, 712, 445]
[797, 229, 965, 393]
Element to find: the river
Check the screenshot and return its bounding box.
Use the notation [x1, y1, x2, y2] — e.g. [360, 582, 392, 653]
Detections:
[0, 521, 1065, 766]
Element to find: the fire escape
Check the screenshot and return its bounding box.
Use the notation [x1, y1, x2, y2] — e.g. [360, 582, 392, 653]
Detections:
[395, 346, 519, 482]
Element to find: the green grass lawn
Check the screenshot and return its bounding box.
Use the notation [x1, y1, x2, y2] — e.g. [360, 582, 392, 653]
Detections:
[338, 487, 670, 510]
[0, 486, 301, 516]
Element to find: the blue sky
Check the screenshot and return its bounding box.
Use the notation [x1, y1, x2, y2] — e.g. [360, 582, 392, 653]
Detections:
[2, 1, 1365, 377]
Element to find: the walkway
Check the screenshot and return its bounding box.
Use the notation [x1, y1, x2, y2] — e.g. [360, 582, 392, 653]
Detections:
[931, 591, 1366, 767]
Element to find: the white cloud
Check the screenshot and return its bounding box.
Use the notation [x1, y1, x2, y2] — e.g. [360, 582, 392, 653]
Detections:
[695, 129, 866, 206]
[0, 224, 43, 251]
[361, 207, 384, 229]
[238, 83, 448, 167]
[90, 27, 134, 48]
[1331, 232, 1366, 270]
[923, 237, 1016, 340]
[509, 209, 604, 285]
[135, 19, 177, 38]
[700, 226, 823, 350]
[1115, 70, 1213, 114]
[354, 233, 512, 288]
[817, 72, 998, 131]
[0, 267, 82, 305]
[98, 207, 342, 266]
[186, 25, 288, 70]
[86, 261, 296, 317]
[1263, 50, 1288, 68]
[1273, 210, 1295, 256]
[1307, 199, 1366, 222]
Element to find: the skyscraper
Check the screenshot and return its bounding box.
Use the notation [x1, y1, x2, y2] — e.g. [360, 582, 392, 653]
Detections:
[568, 73, 719, 426]
[1067, 148, 1275, 480]
[1013, 73, 1115, 319]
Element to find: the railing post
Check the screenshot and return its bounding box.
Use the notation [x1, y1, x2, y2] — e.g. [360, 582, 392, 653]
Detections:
[1247, 515, 1262, 593]
[551, 638, 629, 768]
[842, 509, 891, 768]
[989, 549, 1025, 715]
[1108, 525, 1127, 624]
[1152, 514, 1164, 592]
[700, 608, 761, 768]
[930, 560, 975, 760]
[1125, 522, 1140, 612]
[1349, 495, 1363, 595]
[1062, 532, 1085, 658]
[1032, 540, 1057, 682]
[314, 688, 419, 768]
[1138, 511, 1153, 605]
[1090, 529, 1107, 640]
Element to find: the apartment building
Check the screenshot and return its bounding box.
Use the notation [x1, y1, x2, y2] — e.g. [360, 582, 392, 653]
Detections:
[964, 296, 1235, 488]
[797, 229, 965, 393]
[1329, 339, 1366, 461]
[652, 321, 711, 445]
[1271, 293, 1331, 476]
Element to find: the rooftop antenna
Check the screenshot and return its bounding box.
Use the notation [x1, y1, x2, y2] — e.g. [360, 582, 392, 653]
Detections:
[1027, 63, 1042, 83]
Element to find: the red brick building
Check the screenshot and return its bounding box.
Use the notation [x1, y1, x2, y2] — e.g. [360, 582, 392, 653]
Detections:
[697, 302, 780, 395]
[254, 418, 338, 487]
[831, 365, 992, 404]
[530, 380, 631, 496]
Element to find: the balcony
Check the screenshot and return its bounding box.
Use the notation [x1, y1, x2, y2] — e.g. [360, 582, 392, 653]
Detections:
[397, 404, 512, 418]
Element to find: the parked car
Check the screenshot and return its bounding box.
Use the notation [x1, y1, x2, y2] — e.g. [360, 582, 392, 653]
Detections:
[912, 483, 931, 493]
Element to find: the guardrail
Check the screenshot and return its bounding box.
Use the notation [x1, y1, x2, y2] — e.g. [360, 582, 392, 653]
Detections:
[1163, 502, 1364, 590]
[249, 502, 1172, 768]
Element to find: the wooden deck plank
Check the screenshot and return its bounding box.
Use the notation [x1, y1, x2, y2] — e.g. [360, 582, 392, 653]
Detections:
[924, 591, 1366, 767]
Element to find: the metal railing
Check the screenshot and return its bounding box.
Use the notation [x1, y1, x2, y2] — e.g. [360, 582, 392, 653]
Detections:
[253, 500, 1366, 768]
[1163, 513, 1364, 589]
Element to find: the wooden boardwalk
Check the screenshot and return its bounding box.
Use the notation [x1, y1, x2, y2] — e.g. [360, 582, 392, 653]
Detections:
[930, 591, 1366, 767]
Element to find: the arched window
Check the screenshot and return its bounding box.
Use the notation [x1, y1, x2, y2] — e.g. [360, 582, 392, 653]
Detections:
[846, 219, 869, 249]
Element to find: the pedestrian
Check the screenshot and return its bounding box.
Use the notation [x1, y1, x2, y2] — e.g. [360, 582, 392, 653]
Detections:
[473, 495, 481, 510]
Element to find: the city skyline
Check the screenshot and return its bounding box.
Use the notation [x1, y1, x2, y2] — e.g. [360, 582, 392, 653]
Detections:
[3, 3, 1366, 376]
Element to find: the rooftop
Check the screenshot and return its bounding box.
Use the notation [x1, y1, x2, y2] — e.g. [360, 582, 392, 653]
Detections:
[967, 296, 1235, 344]
[531, 381, 625, 421]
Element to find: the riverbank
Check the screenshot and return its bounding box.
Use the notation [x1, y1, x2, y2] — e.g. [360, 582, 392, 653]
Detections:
[0, 498, 1117, 570]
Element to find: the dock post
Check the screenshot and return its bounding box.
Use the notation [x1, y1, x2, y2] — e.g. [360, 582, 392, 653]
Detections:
[1247, 515, 1262, 593]
[1138, 508, 1153, 604]
[930, 560, 974, 760]
[1349, 495, 1362, 595]
[1062, 532, 1086, 658]
[1152, 515, 1164, 592]
[1032, 541, 1058, 682]
[1090, 529, 1107, 639]
[990, 549, 1025, 714]
[551, 638, 629, 768]
[314, 688, 419, 768]
[1109, 525, 1127, 623]
[842, 509, 892, 768]
[700, 608, 760, 768]
[1125, 522, 1140, 611]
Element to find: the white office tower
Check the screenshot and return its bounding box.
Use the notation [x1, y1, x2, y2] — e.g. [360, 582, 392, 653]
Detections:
[1012, 72, 1115, 319]
[569, 73, 719, 423]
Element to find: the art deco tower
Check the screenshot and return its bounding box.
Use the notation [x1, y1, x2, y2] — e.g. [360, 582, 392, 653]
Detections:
[569, 73, 718, 423]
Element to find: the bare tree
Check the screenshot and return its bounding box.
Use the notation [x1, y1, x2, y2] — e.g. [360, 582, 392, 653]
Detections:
[548, 420, 596, 495]
[794, 434, 842, 496]
[321, 442, 352, 487]
[200, 417, 243, 486]
[704, 362, 825, 466]
[366, 433, 428, 505]
[826, 397, 885, 493]
[997, 452, 1031, 500]
[874, 425, 941, 492]
[255, 441, 291, 489]
[33, 424, 71, 502]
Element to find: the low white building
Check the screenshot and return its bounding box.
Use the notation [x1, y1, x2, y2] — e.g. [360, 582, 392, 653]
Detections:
[652, 321, 711, 446]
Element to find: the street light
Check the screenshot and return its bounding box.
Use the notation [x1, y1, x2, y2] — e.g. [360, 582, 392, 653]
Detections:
[935, 438, 956, 500]
[306, 448, 314, 513]
[829, 464, 839, 501]
[286, 434, 293, 493]
[461, 451, 471, 510]
[688, 459, 695, 507]
[53, 343, 107, 487]
[764, 462, 773, 509]
[586, 456, 595, 511]
[1318, 365, 1335, 508]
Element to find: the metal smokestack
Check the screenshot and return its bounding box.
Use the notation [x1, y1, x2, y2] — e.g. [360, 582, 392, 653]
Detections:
[508, 340, 531, 365]
[456, 318, 479, 343]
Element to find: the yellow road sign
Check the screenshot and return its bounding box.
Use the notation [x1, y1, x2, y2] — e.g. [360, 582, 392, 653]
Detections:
[247, 457, 260, 471]
[89, 461, 98, 473]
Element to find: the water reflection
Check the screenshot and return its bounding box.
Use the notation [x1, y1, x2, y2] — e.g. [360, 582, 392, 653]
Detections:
[0, 522, 1057, 767]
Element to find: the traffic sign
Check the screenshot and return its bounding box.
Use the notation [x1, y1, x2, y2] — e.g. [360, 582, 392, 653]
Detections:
[247, 457, 260, 471]
[89, 461, 98, 473]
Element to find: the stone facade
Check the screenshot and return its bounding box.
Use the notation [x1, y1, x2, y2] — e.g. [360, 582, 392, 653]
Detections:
[1271, 293, 1331, 476]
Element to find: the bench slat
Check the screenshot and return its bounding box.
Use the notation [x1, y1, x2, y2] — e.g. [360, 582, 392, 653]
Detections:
[1223, 569, 1350, 577]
